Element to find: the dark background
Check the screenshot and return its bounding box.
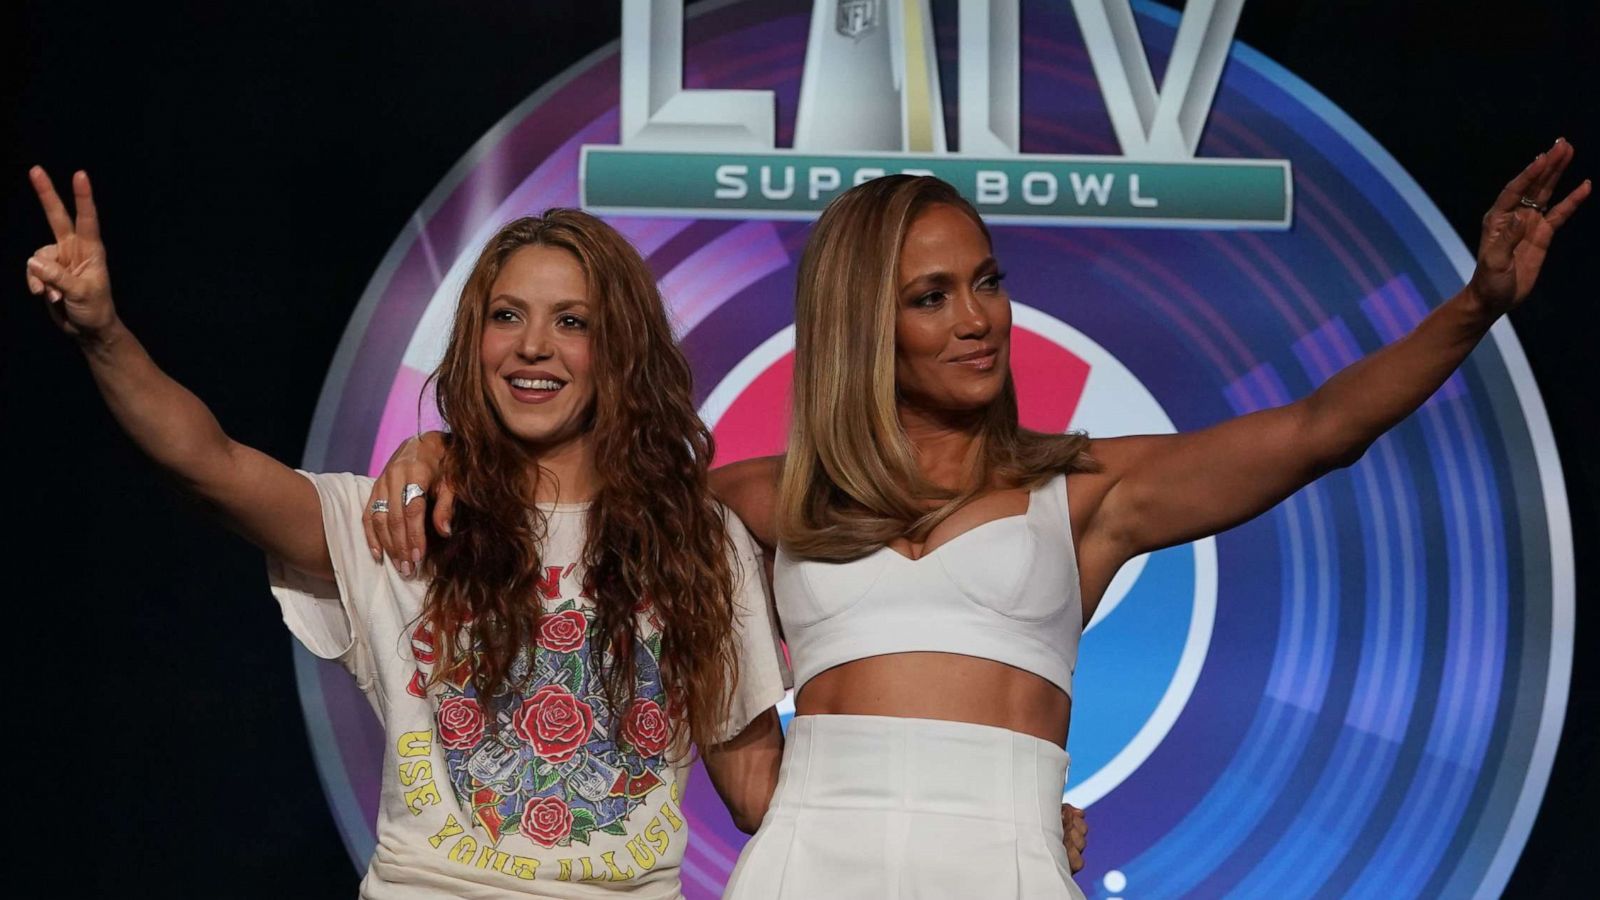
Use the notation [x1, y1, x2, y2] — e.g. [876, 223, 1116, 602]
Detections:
[6, 1, 1595, 895]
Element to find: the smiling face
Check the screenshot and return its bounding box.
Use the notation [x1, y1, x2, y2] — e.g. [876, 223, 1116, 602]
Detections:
[480, 244, 597, 455]
[893, 202, 1012, 416]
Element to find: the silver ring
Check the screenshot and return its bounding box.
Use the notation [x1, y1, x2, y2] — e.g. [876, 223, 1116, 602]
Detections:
[402, 483, 426, 507]
[369, 499, 391, 514]
[1518, 195, 1547, 212]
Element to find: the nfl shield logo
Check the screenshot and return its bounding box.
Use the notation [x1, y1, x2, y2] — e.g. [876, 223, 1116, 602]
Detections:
[836, 0, 878, 39]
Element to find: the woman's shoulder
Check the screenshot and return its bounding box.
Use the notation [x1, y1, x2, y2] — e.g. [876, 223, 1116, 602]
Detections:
[710, 455, 783, 550]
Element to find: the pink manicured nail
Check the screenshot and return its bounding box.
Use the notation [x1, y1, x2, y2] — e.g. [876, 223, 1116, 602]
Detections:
[400, 560, 413, 577]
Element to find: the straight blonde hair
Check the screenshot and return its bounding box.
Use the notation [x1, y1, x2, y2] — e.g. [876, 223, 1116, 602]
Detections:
[778, 176, 1094, 561]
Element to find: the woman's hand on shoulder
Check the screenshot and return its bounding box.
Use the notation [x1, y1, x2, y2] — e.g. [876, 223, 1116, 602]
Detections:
[709, 455, 784, 551]
[364, 432, 452, 576]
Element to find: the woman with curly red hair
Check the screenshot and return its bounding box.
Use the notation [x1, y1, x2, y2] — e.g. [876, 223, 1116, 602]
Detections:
[24, 168, 789, 898]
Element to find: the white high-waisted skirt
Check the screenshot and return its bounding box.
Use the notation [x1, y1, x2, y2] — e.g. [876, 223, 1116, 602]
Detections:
[724, 715, 1086, 899]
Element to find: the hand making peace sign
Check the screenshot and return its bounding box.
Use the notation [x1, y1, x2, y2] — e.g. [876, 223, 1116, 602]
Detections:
[25, 167, 117, 339]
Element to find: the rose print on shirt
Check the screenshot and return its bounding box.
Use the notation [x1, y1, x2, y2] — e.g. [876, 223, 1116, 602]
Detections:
[424, 572, 673, 854]
[622, 698, 671, 757]
[536, 609, 588, 653]
[513, 684, 596, 763]
[437, 696, 485, 750]
[522, 795, 575, 848]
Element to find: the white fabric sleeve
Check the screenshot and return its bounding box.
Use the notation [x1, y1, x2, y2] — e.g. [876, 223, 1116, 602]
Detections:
[264, 471, 381, 687]
[717, 508, 793, 744]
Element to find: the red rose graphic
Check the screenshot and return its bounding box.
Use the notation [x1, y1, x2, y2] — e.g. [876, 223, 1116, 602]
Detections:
[536, 610, 588, 653]
[437, 696, 485, 750]
[521, 795, 573, 847]
[410, 622, 438, 664]
[512, 684, 595, 762]
[622, 697, 671, 757]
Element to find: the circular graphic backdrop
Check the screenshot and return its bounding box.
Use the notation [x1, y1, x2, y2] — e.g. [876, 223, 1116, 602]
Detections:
[294, 2, 1571, 897]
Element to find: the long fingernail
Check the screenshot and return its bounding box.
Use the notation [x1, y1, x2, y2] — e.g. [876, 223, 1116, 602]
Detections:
[400, 560, 413, 577]
[411, 548, 422, 565]
[441, 521, 452, 536]
[370, 546, 381, 562]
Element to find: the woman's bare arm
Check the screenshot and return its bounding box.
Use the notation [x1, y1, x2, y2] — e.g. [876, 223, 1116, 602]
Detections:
[700, 708, 784, 834]
[25, 168, 328, 577]
[708, 456, 783, 551]
[1077, 141, 1588, 594]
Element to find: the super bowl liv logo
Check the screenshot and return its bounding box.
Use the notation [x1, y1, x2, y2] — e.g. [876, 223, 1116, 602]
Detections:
[299, 2, 1571, 897]
[584, 0, 1289, 227]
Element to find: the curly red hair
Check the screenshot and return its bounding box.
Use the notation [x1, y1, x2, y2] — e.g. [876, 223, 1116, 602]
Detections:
[422, 211, 737, 753]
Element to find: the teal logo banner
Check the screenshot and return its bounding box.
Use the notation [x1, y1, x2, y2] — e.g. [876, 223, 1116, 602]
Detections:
[582, 148, 1291, 226]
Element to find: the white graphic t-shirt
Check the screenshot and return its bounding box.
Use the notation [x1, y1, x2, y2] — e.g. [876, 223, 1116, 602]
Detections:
[268, 472, 790, 899]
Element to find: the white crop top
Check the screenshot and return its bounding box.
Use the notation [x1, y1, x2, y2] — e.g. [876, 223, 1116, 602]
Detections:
[774, 473, 1083, 696]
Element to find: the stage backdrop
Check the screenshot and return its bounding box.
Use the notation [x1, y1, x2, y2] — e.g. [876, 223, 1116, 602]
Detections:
[287, 2, 1571, 898]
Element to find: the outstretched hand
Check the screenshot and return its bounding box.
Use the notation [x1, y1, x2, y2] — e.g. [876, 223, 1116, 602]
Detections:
[1469, 138, 1589, 314]
[25, 167, 117, 339]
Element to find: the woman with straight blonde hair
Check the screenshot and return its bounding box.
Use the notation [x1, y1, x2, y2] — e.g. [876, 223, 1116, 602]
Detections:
[774, 176, 1093, 562]
[369, 140, 1586, 897]
[717, 143, 1585, 898]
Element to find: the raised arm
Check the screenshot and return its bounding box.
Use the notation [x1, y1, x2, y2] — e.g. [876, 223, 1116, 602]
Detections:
[25, 167, 328, 577]
[1075, 141, 1588, 600]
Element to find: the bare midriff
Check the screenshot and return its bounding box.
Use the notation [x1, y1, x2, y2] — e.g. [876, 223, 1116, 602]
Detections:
[794, 651, 1072, 746]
